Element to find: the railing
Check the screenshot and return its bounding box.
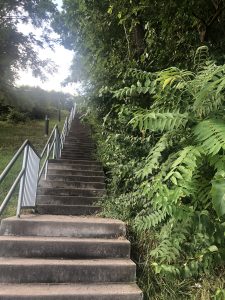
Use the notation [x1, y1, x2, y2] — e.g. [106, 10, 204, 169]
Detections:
[0, 104, 76, 218]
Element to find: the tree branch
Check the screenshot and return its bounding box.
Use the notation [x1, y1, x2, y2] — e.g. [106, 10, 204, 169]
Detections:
[192, 12, 207, 26]
[208, 5, 225, 27]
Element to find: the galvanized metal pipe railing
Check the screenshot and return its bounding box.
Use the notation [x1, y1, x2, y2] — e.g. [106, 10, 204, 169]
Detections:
[0, 141, 40, 217]
[0, 104, 76, 218]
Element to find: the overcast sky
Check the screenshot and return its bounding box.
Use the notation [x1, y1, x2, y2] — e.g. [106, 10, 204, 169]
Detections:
[16, 0, 78, 95]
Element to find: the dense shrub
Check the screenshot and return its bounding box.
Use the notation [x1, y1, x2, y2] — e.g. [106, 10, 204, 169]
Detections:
[7, 109, 28, 123]
[84, 56, 225, 299]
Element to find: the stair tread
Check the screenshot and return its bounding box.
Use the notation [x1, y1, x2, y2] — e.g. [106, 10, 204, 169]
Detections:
[0, 236, 128, 243]
[1, 214, 124, 224]
[49, 160, 101, 164]
[0, 258, 135, 266]
[39, 180, 105, 185]
[0, 283, 142, 296]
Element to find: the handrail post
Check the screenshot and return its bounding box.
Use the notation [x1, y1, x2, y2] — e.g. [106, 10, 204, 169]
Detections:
[44, 143, 50, 180]
[53, 127, 60, 159]
[16, 144, 29, 218]
[56, 127, 60, 159]
[66, 116, 69, 136]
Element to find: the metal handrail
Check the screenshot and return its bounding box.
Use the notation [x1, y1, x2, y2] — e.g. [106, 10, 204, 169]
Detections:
[40, 125, 57, 158]
[0, 104, 76, 218]
[38, 126, 59, 180]
[0, 140, 28, 184]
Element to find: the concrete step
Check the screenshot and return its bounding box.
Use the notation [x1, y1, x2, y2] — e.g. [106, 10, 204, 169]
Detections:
[46, 174, 105, 183]
[0, 258, 136, 283]
[37, 187, 105, 197]
[0, 236, 130, 259]
[63, 145, 96, 150]
[65, 141, 95, 147]
[39, 180, 105, 190]
[62, 147, 93, 155]
[36, 204, 101, 216]
[48, 163, 102, 171]
[61, 150, 94, 156]
[66, 139, 93, 143]
[61, 152, 95, 161]
[65, 137, 94, 142]
[0, 283, 143, 299]
[49, 159, 101, 166]
[47, 169, 104, 177]
[0, 215, 126, 238]
[61, 155, 94, 160]
[62, 146, 94, 151]
[36, 195, 99, 206]
[63, 143, 95, 150]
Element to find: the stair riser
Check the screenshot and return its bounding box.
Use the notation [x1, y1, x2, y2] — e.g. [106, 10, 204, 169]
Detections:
[60, 157, 94, 161]
[65, 142, 95, 147]
[49, 160, 101, 166]
[61, 153, 94, 160]
[36, 205, 101, 216]
[61, 151, 94, 156]
[0, 265, 135, 283]
[63, 144, 95, 150]
[0, 221, 126, 238]
[48, 165, 102, 171]
[63, 144, 95, 149]
[0, 241, 130, 259]
[36, 196, 98, 206]
[39, 181, 105, 190]
[46, 175, 105, 183]
[47, 169, 104, 177]
[37, 188, 105, 197]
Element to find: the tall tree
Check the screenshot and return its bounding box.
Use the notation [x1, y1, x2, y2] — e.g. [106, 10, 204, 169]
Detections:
[0, 0, 57, 102]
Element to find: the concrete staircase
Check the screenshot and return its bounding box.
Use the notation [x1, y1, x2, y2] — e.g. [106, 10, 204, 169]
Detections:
[0, 116, 143, 299]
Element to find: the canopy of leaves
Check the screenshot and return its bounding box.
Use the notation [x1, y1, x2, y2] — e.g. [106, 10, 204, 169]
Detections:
[0, 0, 57, 102]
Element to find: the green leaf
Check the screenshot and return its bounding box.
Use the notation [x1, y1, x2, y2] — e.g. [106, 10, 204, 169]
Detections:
[208, 245, 218, 252]
[211, 175, 225, 217]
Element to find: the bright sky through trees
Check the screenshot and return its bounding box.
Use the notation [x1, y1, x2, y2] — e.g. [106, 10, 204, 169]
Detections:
[16, 0, 77, 95]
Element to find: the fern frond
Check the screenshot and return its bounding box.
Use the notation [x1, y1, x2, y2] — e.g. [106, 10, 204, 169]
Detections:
[191, 63, 225, 117]
[211, 170, 225, 217]
[130, 111, 189, 132]
[164, 146, 202, 189]
[135, 210, 168, 231]
[194, 46, 209, 70]
[137, 133, 171, 179]
[156, 67, 194, 89]
[194, 119, 225, 155]
[150, 222, 189, 264]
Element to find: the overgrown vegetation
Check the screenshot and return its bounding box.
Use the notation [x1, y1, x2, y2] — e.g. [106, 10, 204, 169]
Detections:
[1, 0, 225, 298]
[86, 59, 225, 299]
[56, 1, 225, 299]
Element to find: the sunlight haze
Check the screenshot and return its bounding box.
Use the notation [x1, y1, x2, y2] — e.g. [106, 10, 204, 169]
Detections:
[16, 0, 78, 95]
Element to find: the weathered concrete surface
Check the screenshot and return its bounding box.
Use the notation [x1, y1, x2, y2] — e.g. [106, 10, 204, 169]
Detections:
[0, 215, 126, 238]
[0, 258, 136, 283]
[0, 115, 143, 299]
[0, 236, 130, 258]
[0, 283, 143, 299]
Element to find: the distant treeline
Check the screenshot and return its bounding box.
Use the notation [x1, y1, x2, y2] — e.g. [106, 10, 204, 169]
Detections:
[0, 85, 74, 122]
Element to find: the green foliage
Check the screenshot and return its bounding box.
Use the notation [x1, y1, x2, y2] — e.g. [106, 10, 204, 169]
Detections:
[7, 109, 28, 123]
[130, 111, 189, 132]
[0, 86, 74, 121]
[0, 0, 57, 100]
[83, 60, 225, 299]
[58, 0, 225, 298]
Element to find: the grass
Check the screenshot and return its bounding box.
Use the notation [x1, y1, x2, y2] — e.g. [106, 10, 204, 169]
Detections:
[0, 111, 68, 218]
